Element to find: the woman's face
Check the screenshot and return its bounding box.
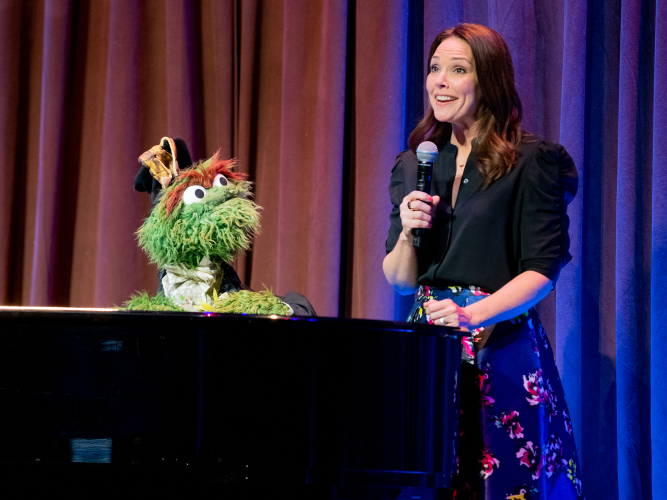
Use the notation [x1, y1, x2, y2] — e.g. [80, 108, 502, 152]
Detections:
[426, 37, 480, 131]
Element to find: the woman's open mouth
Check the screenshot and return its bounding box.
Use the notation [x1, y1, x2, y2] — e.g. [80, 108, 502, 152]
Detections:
[435, 95, 458, 104]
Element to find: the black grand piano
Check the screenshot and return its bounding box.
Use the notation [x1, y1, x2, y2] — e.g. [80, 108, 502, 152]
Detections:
[0, 309, 462, 499]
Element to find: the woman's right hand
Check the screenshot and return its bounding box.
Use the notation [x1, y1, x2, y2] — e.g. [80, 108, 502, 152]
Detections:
[399, 191, 440, 242]
[384, 191, 440, 294]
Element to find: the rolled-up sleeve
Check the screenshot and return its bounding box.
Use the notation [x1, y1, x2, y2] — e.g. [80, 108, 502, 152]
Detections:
[518, 144, 578, 285]
[385, 151, 408, 254]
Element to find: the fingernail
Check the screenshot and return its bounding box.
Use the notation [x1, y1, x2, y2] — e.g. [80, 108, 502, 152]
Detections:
[426, 314, 431, 322]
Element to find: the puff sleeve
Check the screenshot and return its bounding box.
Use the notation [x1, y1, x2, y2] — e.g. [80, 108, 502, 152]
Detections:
[385, 151, 409, 254]
[517, 143, 578, 285]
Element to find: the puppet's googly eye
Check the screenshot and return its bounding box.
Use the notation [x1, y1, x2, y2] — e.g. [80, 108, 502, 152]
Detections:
[212, 174, 228, 187]
[182, 185, 206, 205]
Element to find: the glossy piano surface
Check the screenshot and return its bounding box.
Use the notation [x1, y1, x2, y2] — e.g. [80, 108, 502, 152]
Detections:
[0, 309, 462, 498]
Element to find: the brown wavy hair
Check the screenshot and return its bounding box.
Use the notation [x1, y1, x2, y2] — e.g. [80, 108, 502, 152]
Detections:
[407, 23, 523, 187]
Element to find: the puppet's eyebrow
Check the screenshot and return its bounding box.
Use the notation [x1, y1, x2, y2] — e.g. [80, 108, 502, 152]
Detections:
[181, 172, 205, 186]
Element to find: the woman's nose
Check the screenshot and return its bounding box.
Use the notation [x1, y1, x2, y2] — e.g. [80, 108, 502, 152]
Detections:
[435, 71, 448, 87]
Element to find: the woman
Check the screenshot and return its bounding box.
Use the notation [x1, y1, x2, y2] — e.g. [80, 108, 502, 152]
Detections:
[384, 24, 583, 499]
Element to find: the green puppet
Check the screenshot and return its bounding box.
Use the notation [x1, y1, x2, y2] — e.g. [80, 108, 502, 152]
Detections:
[125, 138, 311, 316]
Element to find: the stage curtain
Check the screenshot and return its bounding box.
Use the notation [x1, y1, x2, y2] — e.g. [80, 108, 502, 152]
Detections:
[0, 0, 665, 497]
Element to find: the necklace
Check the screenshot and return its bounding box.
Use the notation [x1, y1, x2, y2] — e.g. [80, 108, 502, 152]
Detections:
[457, 153, 468, 169]
[457, 147, 470, 169]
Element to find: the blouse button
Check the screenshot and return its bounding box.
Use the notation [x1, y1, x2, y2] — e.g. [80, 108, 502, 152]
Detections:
[463, 178, 469, 184]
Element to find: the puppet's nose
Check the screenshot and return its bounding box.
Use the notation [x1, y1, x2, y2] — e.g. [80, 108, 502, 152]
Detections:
[203, 189, 226, 208]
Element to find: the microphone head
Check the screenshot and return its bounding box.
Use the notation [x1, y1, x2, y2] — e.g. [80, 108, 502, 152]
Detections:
[416, 141, 438, 163]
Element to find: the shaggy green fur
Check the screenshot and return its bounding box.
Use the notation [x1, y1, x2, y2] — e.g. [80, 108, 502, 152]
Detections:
[123, 155, 272, 314]
[122, 291, 184, 312]
[202, 289, 290, 315]
[137, 174, 260, 269]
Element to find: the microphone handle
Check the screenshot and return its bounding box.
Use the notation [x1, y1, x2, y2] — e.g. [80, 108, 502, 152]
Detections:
[412, 160, 433, 248]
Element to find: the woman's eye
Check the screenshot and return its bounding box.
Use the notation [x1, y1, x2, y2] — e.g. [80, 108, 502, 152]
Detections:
[212, 174, 229, 188]
[430, 65, 440, 72]
[182, 185, 206, 205]
[454, 67, 466, 74]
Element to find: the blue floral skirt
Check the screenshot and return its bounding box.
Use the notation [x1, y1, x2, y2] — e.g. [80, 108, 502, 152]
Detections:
[408, 286, 584, 500]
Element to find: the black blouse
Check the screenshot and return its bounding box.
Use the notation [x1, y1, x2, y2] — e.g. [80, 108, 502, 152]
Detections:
[385, 137, 578, 293]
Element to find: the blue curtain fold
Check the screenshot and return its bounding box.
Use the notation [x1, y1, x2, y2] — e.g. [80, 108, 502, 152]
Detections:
[616, 1, 655, 497]
[652, 1, 667, 497]
[556, 0, 587, 468]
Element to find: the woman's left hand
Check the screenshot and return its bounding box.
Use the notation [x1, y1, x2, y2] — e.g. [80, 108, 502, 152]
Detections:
[424, 299, 473, 330]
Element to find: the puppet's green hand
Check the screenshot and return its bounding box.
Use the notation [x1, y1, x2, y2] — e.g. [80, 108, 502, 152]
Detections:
[120, 291, 185, 312]
[205, 289, 291, 316]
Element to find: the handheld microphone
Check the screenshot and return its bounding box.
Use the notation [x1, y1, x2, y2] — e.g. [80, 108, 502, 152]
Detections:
[412, 141, 439, 248]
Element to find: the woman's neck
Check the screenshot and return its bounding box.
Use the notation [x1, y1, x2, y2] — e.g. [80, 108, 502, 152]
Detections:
[450, 122, 479, 151]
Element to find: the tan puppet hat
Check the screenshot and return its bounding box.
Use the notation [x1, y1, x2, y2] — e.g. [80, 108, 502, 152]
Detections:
[138, 137, 181, 189]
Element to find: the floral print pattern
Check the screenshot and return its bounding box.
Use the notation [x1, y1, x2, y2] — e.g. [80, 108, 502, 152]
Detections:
[461, 336, 475, 364]
[509, 311, 530, 325]
[407, 286, 436, 323]
[477, 361, 495, 407]
[490, 410, 524, 439]
[563, 407, 573, 435]
[408, 285, 490, 366]
[407, 286, 584, 499]
[528, 323, 540, 357]
[565, 454, 583, 497]
[523, 369, 558, 422]
[505, 484, 539, 500]
[543, 434, 564, 478]
[516, 440, 543, 480]
[480, 448, 501, 479]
